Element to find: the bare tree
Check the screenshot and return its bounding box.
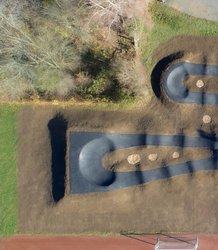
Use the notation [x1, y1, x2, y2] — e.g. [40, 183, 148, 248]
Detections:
[85, 0, 130, 31]
[0, 0, 149, 100]
[85, 0, 150, 53]
[0, 1, 82, 99]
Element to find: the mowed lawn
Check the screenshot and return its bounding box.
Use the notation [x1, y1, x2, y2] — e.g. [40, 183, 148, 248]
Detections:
[0, 105, 18, 235]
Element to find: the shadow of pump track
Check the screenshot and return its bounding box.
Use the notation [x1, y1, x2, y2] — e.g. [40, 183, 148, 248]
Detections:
[48, 113, 68, 202]
[151, 51, 184, 99]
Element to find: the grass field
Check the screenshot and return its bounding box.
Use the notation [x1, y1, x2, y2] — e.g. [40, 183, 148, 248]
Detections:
[0, 105, 18, 236]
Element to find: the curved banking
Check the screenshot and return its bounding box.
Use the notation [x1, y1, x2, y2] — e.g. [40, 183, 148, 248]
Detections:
[163, 62, 218, 104]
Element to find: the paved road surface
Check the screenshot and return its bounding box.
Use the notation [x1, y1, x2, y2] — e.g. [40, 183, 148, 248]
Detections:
[166, 0, 218, 22]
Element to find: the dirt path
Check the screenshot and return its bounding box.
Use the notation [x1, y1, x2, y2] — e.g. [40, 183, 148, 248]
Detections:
[16, 36, 218, 234]
[0, 234, 217, 250]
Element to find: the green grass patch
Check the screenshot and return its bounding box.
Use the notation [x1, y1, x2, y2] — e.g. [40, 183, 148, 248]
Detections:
[0, 105, 18, 236]
[143, 1, 218, 73]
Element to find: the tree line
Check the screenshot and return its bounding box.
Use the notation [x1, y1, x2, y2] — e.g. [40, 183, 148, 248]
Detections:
[0, 0, 149, 102]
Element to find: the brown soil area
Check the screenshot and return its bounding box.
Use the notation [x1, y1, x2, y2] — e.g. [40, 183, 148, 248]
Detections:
[0, 234, 217, 250]
[17, 105, 218, 234]
[153, 36, 218, 64]
[17, 36, 218, 234]
[103, 146, 211, 172]
[185, 76, 218, 93]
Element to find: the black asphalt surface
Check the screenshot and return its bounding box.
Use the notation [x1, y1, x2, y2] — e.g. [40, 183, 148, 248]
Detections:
[163, 62, 218, 104]
[69, 62, 218, 194]
[69, 131, 218, 193]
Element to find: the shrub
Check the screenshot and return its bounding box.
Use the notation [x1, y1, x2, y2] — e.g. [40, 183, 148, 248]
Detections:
[115, 58, 148, 97]
[34, 68, 76, 99]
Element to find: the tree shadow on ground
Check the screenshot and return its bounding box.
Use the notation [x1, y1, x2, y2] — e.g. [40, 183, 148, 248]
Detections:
[48, 113, 68, 203]
[81, 49, 111, 77]
[79, 48, 132, 102]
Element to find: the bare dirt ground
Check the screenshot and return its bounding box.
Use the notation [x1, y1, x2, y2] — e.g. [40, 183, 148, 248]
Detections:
[103, 146, 211, 172]
[0, 234, 217, 250]
[17, 36, 218, 234]
[185, 76, 218, 93]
